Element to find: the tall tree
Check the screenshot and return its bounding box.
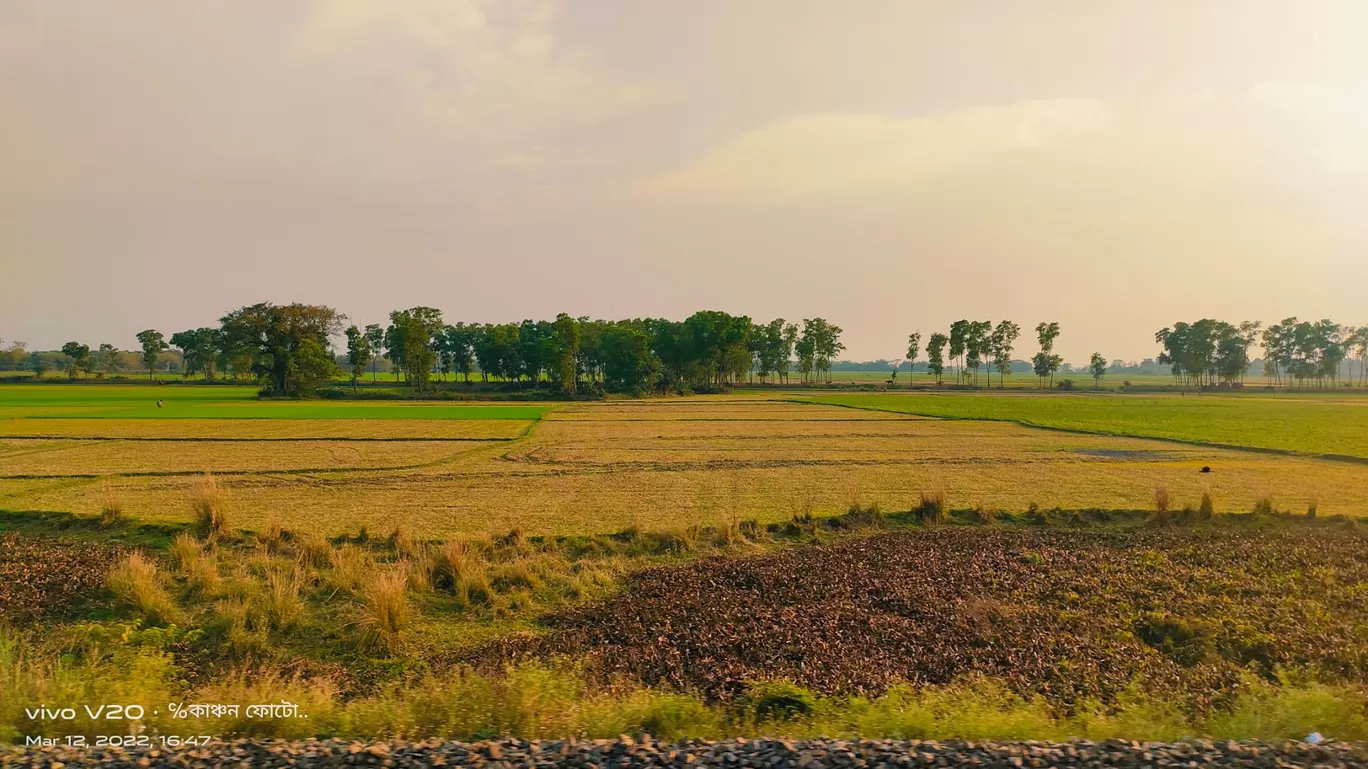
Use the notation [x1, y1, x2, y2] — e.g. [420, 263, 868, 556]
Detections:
[135, 330, 168, 379]
[344, 325, 371, 393]
[388, 307, 443, 391]
[990, 321, 1020, 389]
[60, 342, 90, 379]
[551, 313, 580, 395]
[97, 343, 119, 377]
[218, 303, 344, 396]
[1032, 322, 1062, 388]
[1090, 352, 1107, 388]
[363, 324, 384, 381]
[905, 332, 921, 388]
[926, 332, 948, 385]
[949, 320, 970, 385]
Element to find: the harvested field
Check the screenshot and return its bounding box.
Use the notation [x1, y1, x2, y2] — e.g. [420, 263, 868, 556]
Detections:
[3, 398, 1365, 536]
[512, 527, 1368, 706]
[0, 439, 487, 477]
[0, 533, 125, 621]
[0, 418, 531, 440]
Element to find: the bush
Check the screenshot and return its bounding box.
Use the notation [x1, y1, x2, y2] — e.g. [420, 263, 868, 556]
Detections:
[742, 680, 818, 720]
[1150, 485, 1171, 524]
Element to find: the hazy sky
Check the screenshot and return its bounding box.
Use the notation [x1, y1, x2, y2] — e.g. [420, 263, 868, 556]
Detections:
[3, 1, 1366, 363]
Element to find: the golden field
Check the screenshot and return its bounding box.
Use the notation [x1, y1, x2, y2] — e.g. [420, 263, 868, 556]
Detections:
[3, 396, 1365, 536]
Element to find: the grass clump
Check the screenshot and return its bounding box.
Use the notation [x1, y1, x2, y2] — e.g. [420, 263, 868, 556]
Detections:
[358, 570, 411, 650]
[107, 553, 178, 626]
[294, 530, 334, 569]
[1150, 484, 1171, 524]
[189, 474, 228, 539]
[913, 491, 946, 525]
[1198, 491, 1215, 521]
[98, 482, 124, 528]
[1252, 495, 1276, 517]
[328, 544, 374, 593]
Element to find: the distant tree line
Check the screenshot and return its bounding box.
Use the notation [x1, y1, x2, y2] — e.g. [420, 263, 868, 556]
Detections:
[73, 304, 846, 396]
[15, 310, 1367, 395]
[1156, 318, 1367, 389]
[902, 319, 1063, 389]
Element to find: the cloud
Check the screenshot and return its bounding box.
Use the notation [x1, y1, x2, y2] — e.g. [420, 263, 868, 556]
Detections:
[296, 0, 663, 147]
[639, 99, 1113, 200]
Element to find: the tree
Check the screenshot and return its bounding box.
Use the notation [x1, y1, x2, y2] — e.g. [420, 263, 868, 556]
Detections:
[963, 320, 992, 387]
[905, 332, 922, 388]
[135, 330, 168, 379]
[170, 328, 221, 380]
[926, 332, 948, 385]
[1090, 352, 1107, 388]
[344, 325, 371, 392]
[363, 324, 384, 381]
[990, 321, 1020, 388]
[949, 320, 970, 384]
[1033, 322, 1062, 388]
[97, 343, 119, 377]
[780, 323, 798, 384]
[219, 303, 344, 396]
[388, 307, 443, 391]
[31, 351, 48, 379]
[551, 313, 580, 395]
[60, 342, 91, 379]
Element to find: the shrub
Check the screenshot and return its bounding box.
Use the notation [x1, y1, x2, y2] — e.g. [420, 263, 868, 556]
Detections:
[742, 680, 818, 720]
[107, 553, 178, 626]
[914, 491, 946, 524]
[969, 506, 996, 524]
[1252, 495, 1276, 516]
[189, 474, 227, 538]
[1307, 495, 1319, 519]
[843, 503, 886, 528]
[259, 516, 285, 550]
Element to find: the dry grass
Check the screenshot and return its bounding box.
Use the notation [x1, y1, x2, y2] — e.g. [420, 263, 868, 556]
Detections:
[356, 570, 411, 650]
[294, 530, 334, 569]
[107, 553, 178, 625]
[184, 551, 222, 596]
[169, 532, 201, 569]
[1253, 495, 1276, 516]
[0, 418, 529, 440]
[262, 566, 305, 630]
[328, 544, 374, 593]
[98, 481, 124, 527]
[1152, 485, 1172, 524]
[190, 474, 228, 538]
[10, 399, 1368, 537]
[914, 490, 946, 525]
[1199, 491, 1216, 521]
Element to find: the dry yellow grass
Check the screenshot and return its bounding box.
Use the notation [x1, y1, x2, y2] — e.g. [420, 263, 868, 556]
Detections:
[0, 439, 485, 476]
[5, 399, 1366, 536]
[0, 418, 530, 440]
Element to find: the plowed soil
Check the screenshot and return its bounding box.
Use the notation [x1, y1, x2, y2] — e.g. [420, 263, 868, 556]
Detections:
[503, 527, 1368, 706]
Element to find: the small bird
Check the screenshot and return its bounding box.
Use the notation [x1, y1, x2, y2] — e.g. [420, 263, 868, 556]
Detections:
[1199, 466, 1211, 474]
[156, 400, 163, 408]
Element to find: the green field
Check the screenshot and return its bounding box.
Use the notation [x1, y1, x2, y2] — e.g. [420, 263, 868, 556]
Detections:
[0, 385, 554, 420]
[809, 392, 1368, 459]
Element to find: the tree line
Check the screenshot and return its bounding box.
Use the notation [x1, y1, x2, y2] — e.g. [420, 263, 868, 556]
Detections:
[78, 304, 847, 396]
[901, 320, 1067, 389]
[15, 309, 1367, 395]
[1156, 318, 1367, 389]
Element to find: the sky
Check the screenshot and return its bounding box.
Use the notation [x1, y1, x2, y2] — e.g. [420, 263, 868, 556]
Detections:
[2, 0, 1366, 364]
